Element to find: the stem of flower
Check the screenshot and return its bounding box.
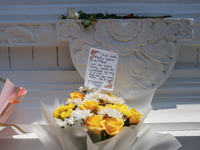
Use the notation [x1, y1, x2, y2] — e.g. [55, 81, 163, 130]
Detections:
[0, 77, 6, 83]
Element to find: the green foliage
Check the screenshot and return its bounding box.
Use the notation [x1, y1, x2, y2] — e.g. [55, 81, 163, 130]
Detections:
[59, 10, 172, 28]
[101, 130, 112, 141]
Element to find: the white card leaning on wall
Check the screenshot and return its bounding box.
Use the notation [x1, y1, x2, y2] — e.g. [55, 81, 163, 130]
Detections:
[84, 48, 119, 91]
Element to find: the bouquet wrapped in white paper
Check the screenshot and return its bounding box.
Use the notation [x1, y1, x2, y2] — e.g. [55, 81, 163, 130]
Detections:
[33, 86, 181, 150]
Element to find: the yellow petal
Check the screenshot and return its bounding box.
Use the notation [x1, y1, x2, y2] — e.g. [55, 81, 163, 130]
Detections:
[83, 101, 98, 112]
[101, 118, 124, 136]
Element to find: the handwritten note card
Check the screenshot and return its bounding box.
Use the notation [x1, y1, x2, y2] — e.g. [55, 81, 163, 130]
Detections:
[84, 48, 118, 91]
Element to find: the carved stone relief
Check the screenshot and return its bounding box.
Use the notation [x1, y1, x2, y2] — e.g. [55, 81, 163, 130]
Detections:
[56, 19, 193, 95]
[0, 23, 57, 45]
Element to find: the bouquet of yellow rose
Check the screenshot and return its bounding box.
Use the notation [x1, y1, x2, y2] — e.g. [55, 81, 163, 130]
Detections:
[52, 86, 142, 142]
[33, 87, 181, 150]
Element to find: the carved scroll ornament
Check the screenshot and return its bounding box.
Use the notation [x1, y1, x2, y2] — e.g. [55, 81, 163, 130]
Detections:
[0, 23, 57, 45]
[57, 19, 193, 95]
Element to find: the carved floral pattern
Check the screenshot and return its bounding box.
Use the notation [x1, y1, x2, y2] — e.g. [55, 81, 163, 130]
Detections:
[95, 20, 153, 56]
[57, 19, 193, 95]
[35, 24, 56, 43]
[0, 23, 57, 45]
[57, 19, 193, 94]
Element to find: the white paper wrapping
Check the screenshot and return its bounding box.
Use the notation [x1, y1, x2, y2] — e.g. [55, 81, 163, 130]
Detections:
[33, 104, 181, 150]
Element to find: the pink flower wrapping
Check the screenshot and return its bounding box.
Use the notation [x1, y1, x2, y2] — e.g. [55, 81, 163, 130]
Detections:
[0, 78, 27, 123]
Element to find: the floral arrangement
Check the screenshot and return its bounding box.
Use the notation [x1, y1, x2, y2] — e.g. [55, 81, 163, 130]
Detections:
[52, 86, 142, 141]
[59, 7, 172, 28]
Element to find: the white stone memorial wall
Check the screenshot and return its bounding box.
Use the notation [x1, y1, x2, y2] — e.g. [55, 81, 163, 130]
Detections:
[0, 1, 200, 149]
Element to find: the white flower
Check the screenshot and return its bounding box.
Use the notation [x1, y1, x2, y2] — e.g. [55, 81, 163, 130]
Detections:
[78, 86, 84, 92]
[83, 91, 99, 102]
[79, 86, 103, 94]
[79, 86, 86, 92]
[83, 91, 125, 104]
[55, 87, 127, 128]
[98, 108, 124, 119]
[55, 117, 74, 128]
[66, 98, 83, 107]
[67, 7, 80, 19]
[104, 96, 125, 104]
[71, 109, 93, 122]
[55, 109, 93, 128]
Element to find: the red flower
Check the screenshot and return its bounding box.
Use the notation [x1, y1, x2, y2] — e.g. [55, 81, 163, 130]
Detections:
[123, 14, 134, 19]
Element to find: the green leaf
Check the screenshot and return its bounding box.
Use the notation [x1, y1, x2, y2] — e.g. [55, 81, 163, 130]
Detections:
[124, 119, 133, 127]
[105, 13, 110, 19]
[109, 14, 118, 19]
[73, 105, 78, 110]
[64, 10, 172, 28]
[81, 19, 92, 28]
[89, 15, 97, 22]
[58, 15, 67, 19]
[91, 108, 98, 114]
[101, 130, 111, 141]
[79, 13, 87, 19]
[96, 13, 104, 19]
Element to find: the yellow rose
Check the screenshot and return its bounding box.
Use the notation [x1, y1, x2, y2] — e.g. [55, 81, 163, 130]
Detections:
[85, 115, 104, 142]
[85, 115, 103, 127]
[80, 101, 98, 112]
[128, 108, 142, 124]
[101, 118, 124, 136]
[97, 105, 109, 111]
[85, 115, 103, 134]
[109, 104, 131, 117]
[67, 92, 84, 100]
